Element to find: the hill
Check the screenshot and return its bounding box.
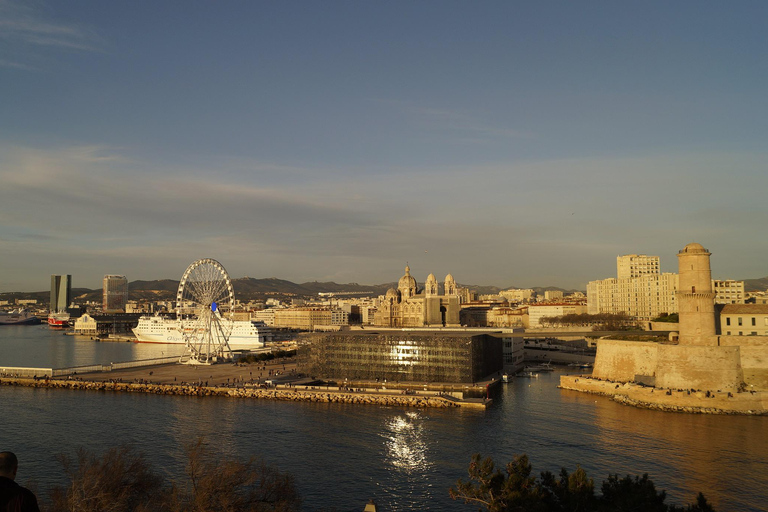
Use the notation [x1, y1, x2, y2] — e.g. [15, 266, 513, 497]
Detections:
[744, 276, 768, 292]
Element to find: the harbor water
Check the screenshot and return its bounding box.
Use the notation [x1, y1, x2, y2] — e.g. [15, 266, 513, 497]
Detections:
[1, 325, 766, 511]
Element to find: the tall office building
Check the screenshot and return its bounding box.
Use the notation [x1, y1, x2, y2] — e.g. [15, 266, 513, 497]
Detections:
[50, 275, 71, 313]
[103, 275, 128, 313]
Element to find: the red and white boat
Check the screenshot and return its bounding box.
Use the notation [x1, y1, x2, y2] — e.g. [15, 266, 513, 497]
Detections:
[48, 311, 71, 327]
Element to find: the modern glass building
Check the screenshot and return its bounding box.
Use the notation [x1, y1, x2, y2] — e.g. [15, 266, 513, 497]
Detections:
[50, 274, 71, 312]
[298, 331, 503, 383]
[103, 275, 128, 313]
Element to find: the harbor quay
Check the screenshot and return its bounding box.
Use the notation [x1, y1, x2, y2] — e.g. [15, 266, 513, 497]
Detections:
[0, 358, 494, 409]
[560, 374, 768, 415]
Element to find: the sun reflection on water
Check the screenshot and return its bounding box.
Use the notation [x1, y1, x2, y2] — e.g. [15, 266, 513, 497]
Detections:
[382, 411, 431, 473]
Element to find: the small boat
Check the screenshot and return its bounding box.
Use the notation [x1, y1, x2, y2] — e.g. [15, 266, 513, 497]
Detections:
[524, 362, 554, 372]
[517, 371, 539, 378]
[502, 373, 511, 383]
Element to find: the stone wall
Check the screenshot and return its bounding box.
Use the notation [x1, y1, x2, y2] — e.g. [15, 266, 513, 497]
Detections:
[655, 345, 742, 391]
[720, 336, 768, 389]
[560, 375, 767, 415]
[0, 377, 461, 409]
[591, 339, 658, 382]
[648, 322, 679, 332]
[590, 337, 765, 392]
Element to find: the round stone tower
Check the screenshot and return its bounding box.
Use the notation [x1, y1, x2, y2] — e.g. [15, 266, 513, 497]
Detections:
[676, 243, 716, 345]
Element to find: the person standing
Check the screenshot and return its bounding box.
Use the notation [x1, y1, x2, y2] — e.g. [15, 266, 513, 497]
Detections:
[0, 452, 40, 512]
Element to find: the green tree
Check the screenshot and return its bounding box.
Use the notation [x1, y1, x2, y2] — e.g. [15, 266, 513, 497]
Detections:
[450, 454, 714, 512]
[449, 454, 546, 512]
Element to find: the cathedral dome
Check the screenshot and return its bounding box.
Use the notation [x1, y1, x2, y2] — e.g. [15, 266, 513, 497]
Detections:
[398, 266, 417, 290]
[385, 288, 398, 299]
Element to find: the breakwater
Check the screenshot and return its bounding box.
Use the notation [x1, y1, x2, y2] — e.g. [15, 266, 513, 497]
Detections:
[559, 374, 768, 415]
[0, 376, 466, 408]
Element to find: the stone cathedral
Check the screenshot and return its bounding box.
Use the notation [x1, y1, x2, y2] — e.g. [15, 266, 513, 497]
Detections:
[373, 266, 463, 328]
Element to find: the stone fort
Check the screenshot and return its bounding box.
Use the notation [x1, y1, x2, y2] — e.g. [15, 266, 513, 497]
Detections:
[589, 243, 767, 392]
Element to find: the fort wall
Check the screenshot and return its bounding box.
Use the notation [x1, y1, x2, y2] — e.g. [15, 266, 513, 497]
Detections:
[591, 339, 658, 381]
[655, 345, 742, 391]
[720, 336, 768, 389]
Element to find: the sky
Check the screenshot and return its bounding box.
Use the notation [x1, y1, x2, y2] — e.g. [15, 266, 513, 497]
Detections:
[1, 1, 767, 292]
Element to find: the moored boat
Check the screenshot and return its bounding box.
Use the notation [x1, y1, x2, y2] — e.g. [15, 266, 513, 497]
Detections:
[132, 315, 271, 348]
[523, 362, 554, 372]
[0, 309, 42, 326]
[48, 311, 71, 327]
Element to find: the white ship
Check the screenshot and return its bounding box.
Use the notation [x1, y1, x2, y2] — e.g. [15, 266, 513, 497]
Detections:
[132, 315, 270, 348]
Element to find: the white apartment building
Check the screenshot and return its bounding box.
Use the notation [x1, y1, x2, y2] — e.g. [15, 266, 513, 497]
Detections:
[528, 303, 587, 328]
[251, 309, 276, 326]
[616, 254, 660, 279]
[713, 280, 745, 304]
[587, 273, 679, 321]
[499, 289, 535, 302]
[273, 308, 334, 330]
[588, 253, 745, 321]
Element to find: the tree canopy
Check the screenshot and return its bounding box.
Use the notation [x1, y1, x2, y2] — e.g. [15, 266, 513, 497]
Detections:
[450, 454, 714, 512]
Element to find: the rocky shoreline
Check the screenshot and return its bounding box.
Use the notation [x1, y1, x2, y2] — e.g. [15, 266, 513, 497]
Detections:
[0, 377, 463, 409]
[559, 374, 768, 415]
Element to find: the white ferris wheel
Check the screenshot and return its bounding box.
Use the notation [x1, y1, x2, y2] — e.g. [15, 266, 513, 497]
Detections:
[176, 258, 236, 364]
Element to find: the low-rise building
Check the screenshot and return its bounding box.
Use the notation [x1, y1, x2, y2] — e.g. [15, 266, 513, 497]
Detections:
[544, 290, 564, 301]
[298, 330, 503, 383]
[528, 303, 587, 328]
[499, 289, 535, 303]
[720, 304, 768, 336]
[273, 308, 333, 330]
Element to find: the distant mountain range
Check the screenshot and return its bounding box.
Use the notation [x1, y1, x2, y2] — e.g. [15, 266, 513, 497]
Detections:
[3, 276, 765, 303]
[1, 277, 583, 303]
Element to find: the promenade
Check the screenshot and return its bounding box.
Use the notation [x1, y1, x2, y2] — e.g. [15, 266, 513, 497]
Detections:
[1, 358, 493, 409]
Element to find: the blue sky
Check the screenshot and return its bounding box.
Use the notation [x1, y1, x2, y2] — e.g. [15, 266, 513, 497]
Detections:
[1, 1, 767, 292]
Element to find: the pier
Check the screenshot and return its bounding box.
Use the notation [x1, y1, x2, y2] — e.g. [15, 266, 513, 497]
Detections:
[0, 357, 495, 409]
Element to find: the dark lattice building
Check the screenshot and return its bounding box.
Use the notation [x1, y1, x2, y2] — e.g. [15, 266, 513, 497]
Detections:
[298, 330, 503, 383]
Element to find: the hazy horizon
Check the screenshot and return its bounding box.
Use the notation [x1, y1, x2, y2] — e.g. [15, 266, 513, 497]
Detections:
[2, 1, 767, 292]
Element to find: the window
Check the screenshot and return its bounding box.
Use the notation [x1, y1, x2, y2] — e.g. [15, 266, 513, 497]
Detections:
[738, 317, 743, 326]
[726, 318, 731, 326]
[752, 317, 756, 326]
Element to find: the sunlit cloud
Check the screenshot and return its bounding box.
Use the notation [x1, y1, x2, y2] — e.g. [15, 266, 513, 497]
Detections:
[1, 142, 767, 291]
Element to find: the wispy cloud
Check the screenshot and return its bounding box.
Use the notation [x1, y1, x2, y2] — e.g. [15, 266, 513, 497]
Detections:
[0, 0, 102, 66]
[2, 143, 767, 291]
[0, 58, 38, 71]
[370, 98, 533, 142]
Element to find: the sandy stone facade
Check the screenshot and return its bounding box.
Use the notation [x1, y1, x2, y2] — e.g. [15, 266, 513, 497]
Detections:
[576, 243, 768, 401]
[373, 266, 462, 327]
